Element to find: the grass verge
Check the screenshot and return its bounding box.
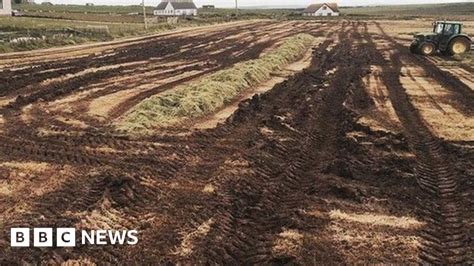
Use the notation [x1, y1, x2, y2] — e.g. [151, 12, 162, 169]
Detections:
[116, 33, 315, 134]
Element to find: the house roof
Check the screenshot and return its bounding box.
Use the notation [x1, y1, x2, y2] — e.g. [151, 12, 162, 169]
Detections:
[155, 1, 197, 10]
[171, 2, 197, 9]
[155, 2, 169, 10]
[304, 3, 339, 13]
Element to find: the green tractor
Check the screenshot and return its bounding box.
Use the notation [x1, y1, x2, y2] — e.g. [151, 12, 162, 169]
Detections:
[410, 21, 472, 56]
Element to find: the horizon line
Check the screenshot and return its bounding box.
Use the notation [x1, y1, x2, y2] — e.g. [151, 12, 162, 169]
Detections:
[15, 1, 471, 9]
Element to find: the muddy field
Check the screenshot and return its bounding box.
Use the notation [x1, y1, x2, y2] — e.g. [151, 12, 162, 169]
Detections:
[0, 20, 472, 264]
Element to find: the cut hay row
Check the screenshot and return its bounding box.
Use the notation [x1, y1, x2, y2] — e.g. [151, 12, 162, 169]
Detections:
[117, 33, 316, 134]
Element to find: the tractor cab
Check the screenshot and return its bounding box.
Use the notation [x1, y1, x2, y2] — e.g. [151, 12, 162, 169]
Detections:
[433, 21, 462, 35]
[410, 21, 471, 56]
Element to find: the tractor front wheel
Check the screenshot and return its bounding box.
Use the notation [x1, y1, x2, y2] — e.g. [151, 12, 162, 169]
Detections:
[410, 43, 419, 54]
[419, 42, 435, 56]
[449, 38, 470, 55]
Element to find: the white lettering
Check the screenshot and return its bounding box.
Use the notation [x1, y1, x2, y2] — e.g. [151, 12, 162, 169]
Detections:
[81, 230, 95, 245]
[96, 230, 107, 245]
[127, 230, 138, 245]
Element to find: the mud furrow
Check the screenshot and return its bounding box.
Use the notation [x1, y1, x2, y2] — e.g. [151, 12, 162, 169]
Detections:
[374, 27, 469, 264]
[177, 24, 372, 264]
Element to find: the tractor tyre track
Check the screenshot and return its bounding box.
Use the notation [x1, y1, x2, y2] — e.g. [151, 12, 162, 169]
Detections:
[374, 25, 470, 264]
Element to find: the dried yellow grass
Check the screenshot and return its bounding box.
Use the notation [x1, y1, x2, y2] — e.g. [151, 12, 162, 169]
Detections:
[329, 209, 424, 229]
[173, 218, 214, 257]
[61, 258, 96, 266]
[117, 34, 315, 134]
[272, 229, 304, 257]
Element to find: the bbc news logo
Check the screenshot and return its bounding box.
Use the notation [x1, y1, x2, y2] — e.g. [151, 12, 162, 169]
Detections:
[11, 228, 138, 247]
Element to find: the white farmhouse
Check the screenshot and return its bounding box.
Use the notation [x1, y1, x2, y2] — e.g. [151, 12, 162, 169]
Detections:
[0, 0, 12, 16]
[303, 3, 340, 17]
[154, 0, 198, 17]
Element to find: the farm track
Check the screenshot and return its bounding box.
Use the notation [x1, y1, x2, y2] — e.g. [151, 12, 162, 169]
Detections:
[373, 23, 471, 264]
[0, 20, 472, 264]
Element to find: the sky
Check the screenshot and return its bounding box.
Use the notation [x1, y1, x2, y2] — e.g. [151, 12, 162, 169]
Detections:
[33, 0, 474, 8]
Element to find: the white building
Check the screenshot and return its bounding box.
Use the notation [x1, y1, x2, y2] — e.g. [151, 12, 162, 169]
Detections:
[154, 0, 198, 17]
[303, 3, 340, 17]
[0, 0, 12, 16]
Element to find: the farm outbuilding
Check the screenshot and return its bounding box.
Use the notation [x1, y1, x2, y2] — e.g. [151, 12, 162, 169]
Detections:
[303, 3, 340, 17]
[154, 0, 198, 17]
[0, 0, 12, 16]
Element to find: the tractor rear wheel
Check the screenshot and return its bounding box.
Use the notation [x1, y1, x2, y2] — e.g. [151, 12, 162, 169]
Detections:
[449, 38, 470, 55]
[419, 42, 435, 56]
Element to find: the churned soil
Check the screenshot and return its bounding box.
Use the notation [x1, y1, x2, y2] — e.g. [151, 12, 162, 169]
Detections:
[0, 20, 472, 264]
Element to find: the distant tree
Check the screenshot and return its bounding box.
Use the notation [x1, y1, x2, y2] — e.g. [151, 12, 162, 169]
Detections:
[14, 0, 34, 4]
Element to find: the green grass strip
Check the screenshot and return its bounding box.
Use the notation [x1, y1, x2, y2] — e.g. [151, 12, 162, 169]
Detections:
[117, 33, 315, 134]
